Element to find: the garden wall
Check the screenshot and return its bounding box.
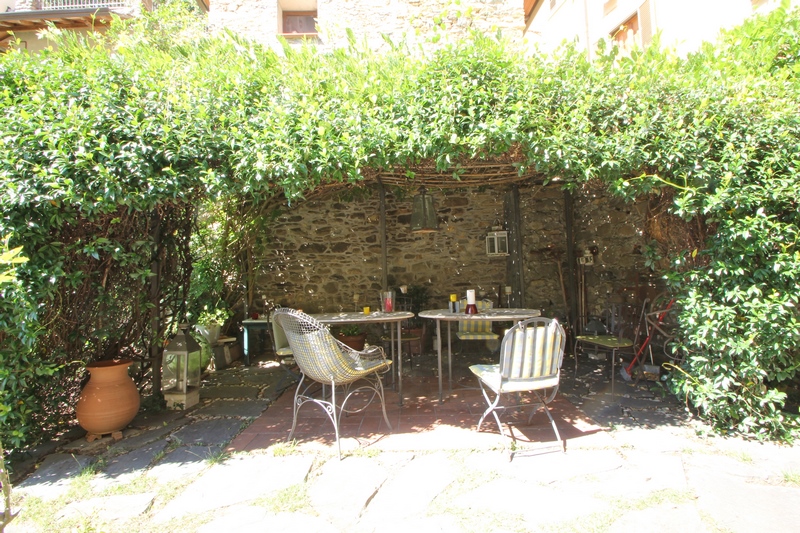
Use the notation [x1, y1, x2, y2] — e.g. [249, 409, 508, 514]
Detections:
[250, 182, 655, 325]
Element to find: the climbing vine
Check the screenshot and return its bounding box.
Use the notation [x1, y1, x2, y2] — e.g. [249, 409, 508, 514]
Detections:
[1, 0, 799, 452]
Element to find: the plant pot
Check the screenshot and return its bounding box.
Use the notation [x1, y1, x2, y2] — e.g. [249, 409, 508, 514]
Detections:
[196, 323, 221, 345]
[337, 333, 367, 351]
[75, 359, 140, 440]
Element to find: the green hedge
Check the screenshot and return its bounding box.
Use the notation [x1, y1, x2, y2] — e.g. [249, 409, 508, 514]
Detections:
[1, 1, 799, 451]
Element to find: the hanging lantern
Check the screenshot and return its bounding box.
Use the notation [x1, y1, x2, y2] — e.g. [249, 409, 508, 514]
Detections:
[410, 186, 439, 233]
[162, 324, 202, 409]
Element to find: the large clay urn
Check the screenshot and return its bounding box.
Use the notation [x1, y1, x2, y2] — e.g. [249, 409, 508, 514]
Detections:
[76, 359, 140, 439]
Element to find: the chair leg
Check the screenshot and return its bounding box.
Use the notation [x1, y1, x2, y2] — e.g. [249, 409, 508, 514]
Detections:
[331, 383, 342, 460]
[287, 373, 306, 443]
[532, 390, 564, 452]
[338, 373, 393, 432]
[476, 381, 506, 441]
[375, 373, 393, 432]
[288, 370, 393, 460]
[288, 373, 346, 460]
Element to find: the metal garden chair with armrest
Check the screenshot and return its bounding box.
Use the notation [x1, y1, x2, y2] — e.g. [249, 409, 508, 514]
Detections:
[272, 308, 393, 460]
[469, 317, 567, 457]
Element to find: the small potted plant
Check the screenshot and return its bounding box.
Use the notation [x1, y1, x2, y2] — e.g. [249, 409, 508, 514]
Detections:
[336, 324, 367, 351]
[195, 305, 232, 345]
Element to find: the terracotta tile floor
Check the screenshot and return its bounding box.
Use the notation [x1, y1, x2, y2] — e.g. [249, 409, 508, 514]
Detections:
[228, 353, 607, 456]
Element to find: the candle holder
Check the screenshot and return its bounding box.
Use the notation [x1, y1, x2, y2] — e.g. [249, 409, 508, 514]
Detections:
[465, 289, 478, 315]
[380, 290, 395, 313]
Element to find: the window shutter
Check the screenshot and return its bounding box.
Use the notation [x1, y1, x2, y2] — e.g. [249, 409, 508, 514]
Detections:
[639, 0, 654, 46]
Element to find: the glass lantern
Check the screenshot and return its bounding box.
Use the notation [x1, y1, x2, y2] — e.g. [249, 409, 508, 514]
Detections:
[410, 187, 439, 233]
[162, 324, 202, 409]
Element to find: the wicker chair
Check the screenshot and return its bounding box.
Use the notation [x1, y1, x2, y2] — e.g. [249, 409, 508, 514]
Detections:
[272, 308, 393, 459]
[469, 317, 567, 457]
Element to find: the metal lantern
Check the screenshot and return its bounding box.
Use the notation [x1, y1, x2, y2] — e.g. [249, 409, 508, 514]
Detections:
[486, 230, 509, 256]
[410, 186, 439, 233]
[162, 324, 202, 409]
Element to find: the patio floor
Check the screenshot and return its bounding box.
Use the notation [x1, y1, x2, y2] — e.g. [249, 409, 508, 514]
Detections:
[227, 345, 646, 457]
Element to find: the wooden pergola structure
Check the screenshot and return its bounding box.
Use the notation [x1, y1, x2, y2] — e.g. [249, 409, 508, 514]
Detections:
[348, 160, 583, 337]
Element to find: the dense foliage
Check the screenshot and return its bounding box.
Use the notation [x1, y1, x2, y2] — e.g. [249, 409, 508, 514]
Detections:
[1, 1, 799, 452]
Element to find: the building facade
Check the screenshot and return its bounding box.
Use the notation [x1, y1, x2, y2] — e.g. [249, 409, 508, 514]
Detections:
[209, 0, 527, 53]
[525, 0, 792, 58]
[0, 0, 153, 51]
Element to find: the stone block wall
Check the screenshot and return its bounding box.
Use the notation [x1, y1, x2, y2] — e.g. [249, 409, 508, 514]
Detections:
[209, 0, 526, 52]
[250, 182, 655, 327]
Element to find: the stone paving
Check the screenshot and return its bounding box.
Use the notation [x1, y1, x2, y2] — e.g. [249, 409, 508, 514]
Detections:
[6, 351, 800, 532]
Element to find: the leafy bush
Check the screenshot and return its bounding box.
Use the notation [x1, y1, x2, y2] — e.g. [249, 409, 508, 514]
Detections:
[1, 0, 800, 453]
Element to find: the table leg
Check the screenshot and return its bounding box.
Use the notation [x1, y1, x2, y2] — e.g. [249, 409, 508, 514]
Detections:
[388, 326, 396, 388]
[612, 348, 617, 396]
[436, 319, 443, 404]
[396, 321, 403, 407]
[447, 322, 453, 393]
[243, 326, 251, 366]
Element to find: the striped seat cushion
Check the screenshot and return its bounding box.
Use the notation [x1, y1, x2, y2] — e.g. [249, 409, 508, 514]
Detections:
[456, 300, 499, 341]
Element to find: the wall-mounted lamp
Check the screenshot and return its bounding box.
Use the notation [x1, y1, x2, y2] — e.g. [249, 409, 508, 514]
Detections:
[486, 230, 509, 256]
[410, 186, 439, 233]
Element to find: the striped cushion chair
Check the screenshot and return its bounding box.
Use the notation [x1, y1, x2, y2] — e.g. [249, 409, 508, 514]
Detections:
[273, 308, 393, 460]
[456, 299, 499, 352]
[469, 317, 567, 457]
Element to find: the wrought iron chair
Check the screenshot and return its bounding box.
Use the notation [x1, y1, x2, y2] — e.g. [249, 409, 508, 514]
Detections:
[469, 317, 567, 457]
[272, 308, 393, 459]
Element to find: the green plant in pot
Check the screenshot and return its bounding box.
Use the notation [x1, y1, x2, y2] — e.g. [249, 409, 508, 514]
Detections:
[190, 306, 232, 373]
[337, 324, 367, 351]
[195, 305, 232, 345]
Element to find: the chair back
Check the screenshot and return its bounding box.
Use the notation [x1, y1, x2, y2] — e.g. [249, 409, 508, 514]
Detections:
[458, 299, 495, 337]
[270, 309, 293, 357]
[499, 317, 566, 384]
[273, 308, 360, 384]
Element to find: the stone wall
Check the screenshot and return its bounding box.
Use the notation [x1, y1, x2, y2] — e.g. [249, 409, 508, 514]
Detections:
[572, 182, 662, 327]
[209, 0, 526, 52]
[250, 182, 657, 326]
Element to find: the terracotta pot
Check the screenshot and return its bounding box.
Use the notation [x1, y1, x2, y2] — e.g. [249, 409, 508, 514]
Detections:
[337, 333, 367, 351]
[76, 359, 140, 437]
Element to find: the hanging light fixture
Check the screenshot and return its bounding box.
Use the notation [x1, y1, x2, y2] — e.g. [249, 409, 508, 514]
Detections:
[410, 186, 439, 233]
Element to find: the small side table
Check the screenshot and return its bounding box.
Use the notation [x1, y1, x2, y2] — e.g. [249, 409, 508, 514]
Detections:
[574, 334, 634, 395]
[241, 319, 271, 366]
